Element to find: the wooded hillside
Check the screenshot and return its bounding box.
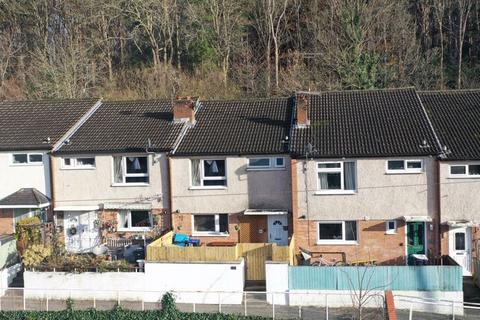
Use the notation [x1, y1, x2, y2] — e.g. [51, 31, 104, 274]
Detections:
[1, 0, 479, 100]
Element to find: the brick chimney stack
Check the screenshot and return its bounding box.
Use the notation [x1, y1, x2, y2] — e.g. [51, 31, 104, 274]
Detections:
[173, 96, 197, 124]
[296, 93, 310, 127]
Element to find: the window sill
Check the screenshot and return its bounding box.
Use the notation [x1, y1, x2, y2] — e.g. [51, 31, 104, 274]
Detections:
[189, 186, 227, 190]
[111, 183, 150, 187]
[61, 167, 96, 170]
[385, 232, 398, 235]
[246, 167, 286, 171]
[447, 176, 480, 179]
[192, 233, 230, 237]
[117, 227, 152, 232]
[316, 241, 358, 246]
[10, 163, 43, 167]
[314, 191, 356, 195]
[385, 171, 422, 175]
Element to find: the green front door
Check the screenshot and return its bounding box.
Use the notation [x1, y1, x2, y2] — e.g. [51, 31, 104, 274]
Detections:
[407, 222, 425, 265]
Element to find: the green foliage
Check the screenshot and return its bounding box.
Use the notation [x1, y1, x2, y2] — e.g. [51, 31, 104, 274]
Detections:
[0, 294, 268, 320]
[21, 244, 51, 268]
[15, 216, 42, 245]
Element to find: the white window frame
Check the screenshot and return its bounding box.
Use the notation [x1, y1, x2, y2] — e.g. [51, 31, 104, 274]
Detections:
[317, 221, 358, 245]
[112, 155, 150, 186]
[449, 163, 480, 178]
[386, 159, 423, 174]
[192, 214, 229, 236]
[117, 210, 153, 231]
[385, 220, 397, 235]
[247, 156, 286, 170]
[61, 156, 96, 170]
[190, 159, 227, 189]
[10, 153, 43, 166]
[316, 161, 356, 194]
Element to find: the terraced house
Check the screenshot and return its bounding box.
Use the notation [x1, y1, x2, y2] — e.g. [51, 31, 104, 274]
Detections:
[0, 99, 100, 235]
[289, 89, 442, 265]
[169, 98, 293, 246]
[420, 90, 480, 276]
[51, 100, 186, 252]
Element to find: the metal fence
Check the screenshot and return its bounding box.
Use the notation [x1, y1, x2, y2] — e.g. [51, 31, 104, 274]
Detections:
[0, 288, 478, 319]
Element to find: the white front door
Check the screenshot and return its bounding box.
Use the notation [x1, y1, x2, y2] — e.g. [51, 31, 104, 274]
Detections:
[64, 211, 101, 253]
[449, 227, 472, 276]
[268, 215, 288, 246]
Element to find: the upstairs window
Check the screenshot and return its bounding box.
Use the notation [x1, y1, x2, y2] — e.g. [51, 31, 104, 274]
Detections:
[113, 156, 149, 184]
[11, 153, 43, 165]
[317, 161, 356, 193]
[450, 164, 480, 178]
[247, 157, 285, 170]
[317, 221, 358, 244]
[386, 160, 423, 173]
[62, 157, 95, 169]
[191, 159, 226, 187]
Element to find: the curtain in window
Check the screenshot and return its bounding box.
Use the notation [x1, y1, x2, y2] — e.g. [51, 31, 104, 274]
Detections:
[319, 173, 329, 189]
[113, 157, 123, 183]
[344, 162, 356, 190]
[191, 159, 201, 186]
[119, 211, 130, 229]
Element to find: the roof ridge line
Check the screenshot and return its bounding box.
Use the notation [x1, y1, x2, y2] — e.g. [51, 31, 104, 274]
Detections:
[296, 87, 416, 95]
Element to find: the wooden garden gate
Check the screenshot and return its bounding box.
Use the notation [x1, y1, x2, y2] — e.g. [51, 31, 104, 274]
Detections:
[237, 243, 272, 281]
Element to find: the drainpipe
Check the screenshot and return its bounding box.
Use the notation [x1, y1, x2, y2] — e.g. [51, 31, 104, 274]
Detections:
[167, 156, 174, 230]
[48, 153, 55, 224]
[436, 159, 442, 257]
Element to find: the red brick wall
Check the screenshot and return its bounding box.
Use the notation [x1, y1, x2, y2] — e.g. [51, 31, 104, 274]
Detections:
[0, 209, 14, 235]
[172, 213, 242, 244]
[295, 219, 407, 265]
[100, 208, 169, 239]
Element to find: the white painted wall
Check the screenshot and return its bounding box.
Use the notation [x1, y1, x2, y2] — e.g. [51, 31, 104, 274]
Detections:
[171, 156, 292, 213]
[439, 161, 480, 223]
[53, 153, 169, 209]
[394, 291, 463, 316]
[23, 259, 245, 304]
[0, 263, 21, 295]
[144, 259, 244, 304]
[265, 262, 289, 304]
[295, 157, 437, 220]
[0, 151, 51, 199]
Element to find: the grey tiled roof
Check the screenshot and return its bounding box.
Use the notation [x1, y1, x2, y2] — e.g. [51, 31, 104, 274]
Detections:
[0, 99, 98, 151]
[173, 98, 292, 155]
[0, 188, 50, 207]
[290, 88, 441, 158]
[419, 90, 480, 160]
[56, 100, 185, 154]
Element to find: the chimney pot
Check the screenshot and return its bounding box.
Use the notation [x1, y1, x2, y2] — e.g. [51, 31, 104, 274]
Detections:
[296, 94, 310, 127]
[173, 96, 197, 124]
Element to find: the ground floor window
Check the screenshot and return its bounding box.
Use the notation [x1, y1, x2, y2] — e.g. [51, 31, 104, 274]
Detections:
[317, 221, 357, 244]
[385, 220, 397, 234]
[118, 210, 153, 231]
[193, 214, 229, 235]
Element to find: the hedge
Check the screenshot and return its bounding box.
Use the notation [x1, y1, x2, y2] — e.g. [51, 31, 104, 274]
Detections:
[0, 294, 270, 320]
[0, 309, 269, 320]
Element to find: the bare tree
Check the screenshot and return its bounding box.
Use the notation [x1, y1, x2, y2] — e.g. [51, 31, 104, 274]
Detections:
[267, 0, 289, 91]
[456, 0, 473, 89]
[433, 0, 447, 89]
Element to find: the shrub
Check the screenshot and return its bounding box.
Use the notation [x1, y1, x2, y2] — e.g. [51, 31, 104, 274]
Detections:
[15, 216, 42, 253]
[22, 244, 51, 268]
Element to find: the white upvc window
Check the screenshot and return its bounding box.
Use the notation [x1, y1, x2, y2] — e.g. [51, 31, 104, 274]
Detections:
[118, 210, 153, 231]
[386, 159, 423, 174]
[316, 161, 356, 194]
[191, 159, 227, 188]
[113, 156, 149, 185]
[62, 157, 96, 169]
[449, 163, 480, 178]
[11, 153, 43, 166]
[192, 214, 229, 236]
[247, 156, 286, 170]
[317, 221, 358, 244]
[385, 220, 397, 234]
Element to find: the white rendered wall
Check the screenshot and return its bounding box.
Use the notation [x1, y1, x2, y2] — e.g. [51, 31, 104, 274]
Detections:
[265, 262, 289, 304]
[0, 152, 51, 199]
[23, 259, 245, 304]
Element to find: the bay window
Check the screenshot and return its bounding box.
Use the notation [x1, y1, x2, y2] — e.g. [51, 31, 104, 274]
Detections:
[113, 156, 149, 184]
[317, 161, 356, 193]
[193, 214, 229, 235]
[191, 159, 226, 187]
